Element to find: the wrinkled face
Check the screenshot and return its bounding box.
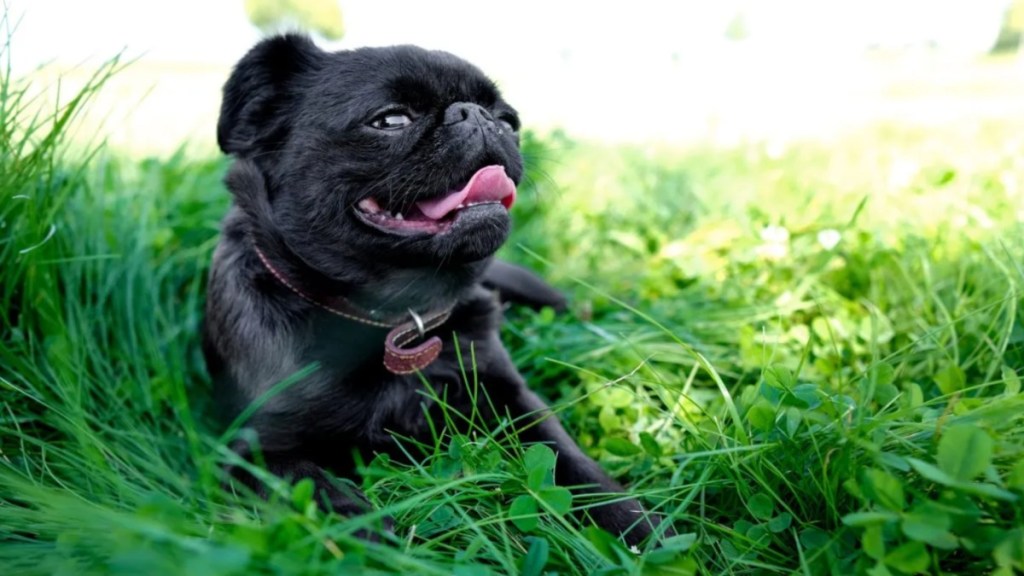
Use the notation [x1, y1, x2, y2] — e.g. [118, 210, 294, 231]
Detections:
[218, 36, 523, 280]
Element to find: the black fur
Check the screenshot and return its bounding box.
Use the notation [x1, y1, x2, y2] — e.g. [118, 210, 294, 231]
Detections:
[203, 34, 670, 546]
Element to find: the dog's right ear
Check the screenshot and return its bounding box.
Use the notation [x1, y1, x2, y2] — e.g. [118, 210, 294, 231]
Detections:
[218, 34, 324, 157]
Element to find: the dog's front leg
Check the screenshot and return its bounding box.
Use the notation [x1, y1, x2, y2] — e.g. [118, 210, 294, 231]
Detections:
[482, 355, 674, 547]
[227, 440, 393, 537]
[481, 260, 568, 312]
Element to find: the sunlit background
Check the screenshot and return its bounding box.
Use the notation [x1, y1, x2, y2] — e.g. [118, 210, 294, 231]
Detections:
[5, 4, 1024, 572]
[14, 0, 1024, 155]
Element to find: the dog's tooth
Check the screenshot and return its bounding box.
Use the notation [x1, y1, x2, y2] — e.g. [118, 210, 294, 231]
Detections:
[358, 198, 381, 213]
[394, 212, 404, 220]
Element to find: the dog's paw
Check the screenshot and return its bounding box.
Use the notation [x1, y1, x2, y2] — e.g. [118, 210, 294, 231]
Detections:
[585, 498, 677, 548]
[348, 514, 395, 543]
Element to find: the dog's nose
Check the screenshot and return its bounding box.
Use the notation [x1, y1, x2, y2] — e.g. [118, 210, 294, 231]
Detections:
[443, 102, 495, 128]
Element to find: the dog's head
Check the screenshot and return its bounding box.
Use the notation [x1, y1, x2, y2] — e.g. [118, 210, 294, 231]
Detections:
[218, 35, 523, 307]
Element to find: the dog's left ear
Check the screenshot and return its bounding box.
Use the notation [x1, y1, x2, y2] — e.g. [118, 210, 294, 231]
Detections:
[218, 34, 325, 157]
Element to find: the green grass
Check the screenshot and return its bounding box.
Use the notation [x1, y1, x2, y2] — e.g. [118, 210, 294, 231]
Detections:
[2, 41, 1024, 576]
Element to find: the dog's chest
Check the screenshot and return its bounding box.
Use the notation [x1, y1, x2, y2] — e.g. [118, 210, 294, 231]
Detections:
[323, 349, 475, 447]
[300, 291, 502, 443]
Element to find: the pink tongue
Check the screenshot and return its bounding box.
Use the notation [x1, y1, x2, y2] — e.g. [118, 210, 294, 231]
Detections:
[416, 165, 516, 220]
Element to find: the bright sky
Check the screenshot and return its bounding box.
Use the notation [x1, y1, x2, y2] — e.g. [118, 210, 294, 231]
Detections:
[15, 0, 1011, 66]
[10, 0, 1021, 152]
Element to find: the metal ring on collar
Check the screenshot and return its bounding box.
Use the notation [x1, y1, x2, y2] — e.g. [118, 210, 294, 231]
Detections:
[408, 308, 426, 338]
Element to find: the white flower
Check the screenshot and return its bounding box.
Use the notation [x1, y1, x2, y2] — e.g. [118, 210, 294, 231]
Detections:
[817, 229, 841, 250]
[760, 225, 790, 244]
[756, 225, 790, 261]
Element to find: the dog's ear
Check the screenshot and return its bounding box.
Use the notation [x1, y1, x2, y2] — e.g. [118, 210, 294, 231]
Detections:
[218, 34, 324, 157]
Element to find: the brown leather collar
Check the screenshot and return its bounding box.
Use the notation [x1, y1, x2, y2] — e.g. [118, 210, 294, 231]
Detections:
[251, 242, 452, 374]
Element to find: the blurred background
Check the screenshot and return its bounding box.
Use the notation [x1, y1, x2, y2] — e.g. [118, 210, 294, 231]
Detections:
[14, 0, 1024, 155]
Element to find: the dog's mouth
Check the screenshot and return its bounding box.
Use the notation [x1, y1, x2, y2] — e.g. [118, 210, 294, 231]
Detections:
[355, 165, 516, 235]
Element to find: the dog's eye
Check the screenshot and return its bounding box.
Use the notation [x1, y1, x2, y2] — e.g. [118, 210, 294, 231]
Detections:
[497, 114, 519, 133]
[370, 113, 412, 130]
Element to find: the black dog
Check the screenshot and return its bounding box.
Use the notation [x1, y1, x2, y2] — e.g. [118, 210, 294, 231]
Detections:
[203, 34, 668, 546]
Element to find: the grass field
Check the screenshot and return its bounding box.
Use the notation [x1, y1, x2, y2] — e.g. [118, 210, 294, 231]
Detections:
[2, 41, 1024, 576]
